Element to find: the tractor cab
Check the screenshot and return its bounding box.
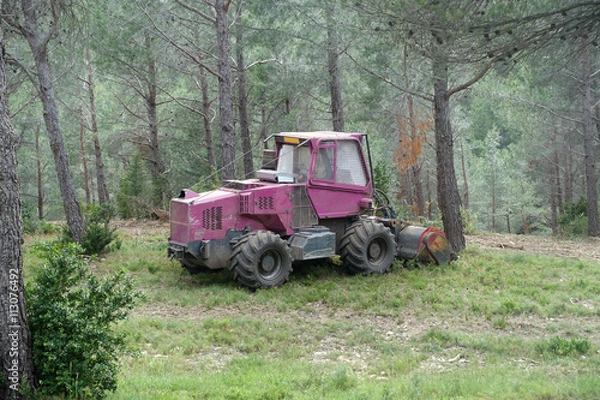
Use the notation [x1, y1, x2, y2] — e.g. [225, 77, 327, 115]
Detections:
[256, 131, 372, 190]
[254, 132, 374, 221]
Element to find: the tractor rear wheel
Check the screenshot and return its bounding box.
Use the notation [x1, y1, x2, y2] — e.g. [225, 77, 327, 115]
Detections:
[340, 219, 396, 274]
[231, 231, 293, 289]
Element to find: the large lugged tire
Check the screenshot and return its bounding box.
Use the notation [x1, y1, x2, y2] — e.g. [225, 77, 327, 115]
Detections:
[230, 231, 293, 289]
[340, 219, 396, 275]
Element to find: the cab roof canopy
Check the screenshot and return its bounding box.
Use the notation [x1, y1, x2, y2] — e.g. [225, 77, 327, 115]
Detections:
[274, 131, 365, 142]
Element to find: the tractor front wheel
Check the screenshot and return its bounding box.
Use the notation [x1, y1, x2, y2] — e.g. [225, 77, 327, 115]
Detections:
[231, 231, 293, 289]
[340, 219, 396, 275]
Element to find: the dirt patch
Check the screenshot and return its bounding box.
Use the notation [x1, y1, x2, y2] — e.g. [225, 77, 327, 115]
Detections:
[466, 232, 600, 263]
[113, 219, 169, 240]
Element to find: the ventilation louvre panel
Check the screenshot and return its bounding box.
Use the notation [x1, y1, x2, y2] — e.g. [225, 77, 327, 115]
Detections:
[257, 196, 274, 210]
[202, 206, 223, 230]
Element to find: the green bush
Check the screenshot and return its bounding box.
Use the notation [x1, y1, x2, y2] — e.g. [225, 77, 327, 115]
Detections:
[537, 336, 591, 357]
[59, 203, 118, 255]
[461, 206, 479, 234]
[82, 203, 118, 255]
[372, 160, 394, 195]
[26, 243, 142, 399]
[116, 152, 152, 219]
[559, 198, 588, 236]
[22, 203, 58, 235]
[22, 202, 39, 234]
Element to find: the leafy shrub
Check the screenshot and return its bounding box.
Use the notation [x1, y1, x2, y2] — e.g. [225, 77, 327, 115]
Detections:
[190, 166, 221, 193]
[116, 152, 151, 219]
[39, 220, 58, 234]
[537, 336, 591, 357]
[81, 203, 118, 255]
[26, 243, 142, 399]
[22, 202, 39, 234]
[461, 206, 478, 234]
[59, 203, 118, 255]
[22, 203, 58, 234]
[559, 198, 588, 236]
[372, 160, 394, 195]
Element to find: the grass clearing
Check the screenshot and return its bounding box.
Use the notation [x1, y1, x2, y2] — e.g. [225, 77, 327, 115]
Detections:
[24, 224, 600, 399]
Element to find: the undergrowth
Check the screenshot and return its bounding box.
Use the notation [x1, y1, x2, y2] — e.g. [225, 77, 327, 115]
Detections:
[23, 227, 600, 399]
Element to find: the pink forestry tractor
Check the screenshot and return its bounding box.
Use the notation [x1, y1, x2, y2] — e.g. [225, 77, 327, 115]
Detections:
[168, 131, 454, 289]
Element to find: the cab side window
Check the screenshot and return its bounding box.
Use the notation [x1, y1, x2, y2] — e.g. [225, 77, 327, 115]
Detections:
[315, 143, 334, 181]
[335, 141, 367, 186]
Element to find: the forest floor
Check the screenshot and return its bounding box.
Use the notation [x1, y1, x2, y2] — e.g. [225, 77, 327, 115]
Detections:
[116, 218, 600, 263]
[465, 231, 600, 264]
[113, 220, 600, 377]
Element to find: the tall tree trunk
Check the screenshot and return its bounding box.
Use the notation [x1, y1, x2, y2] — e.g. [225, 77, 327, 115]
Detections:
[326, 5, 344, 132]
[407, 95, 424, 216]
[551, 127, 562, 234]
[198, 52, 216, 170]
[20, 0, 84, 243]
[397, 171, 409, 210]
[596, 107, 600, 141]
[432, 54, 465, 252]
[460, 140, 469, 210]
[144, 31, 166, 208]
[519, 180, 530, 234]
[0, 23, 37, 398]
[550, 167, 559, 235]
[581, 39, 599, 236]
[35, 128, 44, 220]
[491, 169, 497, 232]
[426, 173, 433, 221]
[236, 24, 253, 178]
[85, 48, 109, 204]
[261, 102, 269, 150]
[402, 46, 424, 216]
[78, 108, 91, 204]
[563, 150, 573, 206]
[216, 0, 236, 181]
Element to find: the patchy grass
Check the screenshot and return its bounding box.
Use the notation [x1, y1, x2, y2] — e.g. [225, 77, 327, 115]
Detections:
[24, 224, 600, 399]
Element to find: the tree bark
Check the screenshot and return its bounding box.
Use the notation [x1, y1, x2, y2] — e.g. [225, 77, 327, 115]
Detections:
[198, 52, 216, 170]
[19, 0, 85, 243]
[407, 95, 425, 216]
[143, 31, 166, 208]
[550, 167, 559, 235]
[563, 150, 573, 206]
[491, 170, 497, 232]
[236, 24, 253, 179]
[432, 54, 465, 252]
[326, 5, 344, 132]
[551, 127, 561, 235]
[216, 0, 236, 181]
[460, 140, 469, 210]
[85, 48, 109, 204]
[581, 38, 599, 236]
[0, 21, 37, 398]
[35, 128, 44, 220]
[78, 107, 91, 204]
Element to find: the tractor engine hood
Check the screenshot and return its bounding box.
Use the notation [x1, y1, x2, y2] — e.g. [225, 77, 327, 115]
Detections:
[169, 183, 294, 246]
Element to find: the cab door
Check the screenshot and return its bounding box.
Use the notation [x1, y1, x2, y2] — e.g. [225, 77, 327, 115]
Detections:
[307, 138, 373, 219]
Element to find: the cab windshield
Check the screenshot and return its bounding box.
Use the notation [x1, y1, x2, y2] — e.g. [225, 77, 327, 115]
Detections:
[277, 144, 311, 180]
